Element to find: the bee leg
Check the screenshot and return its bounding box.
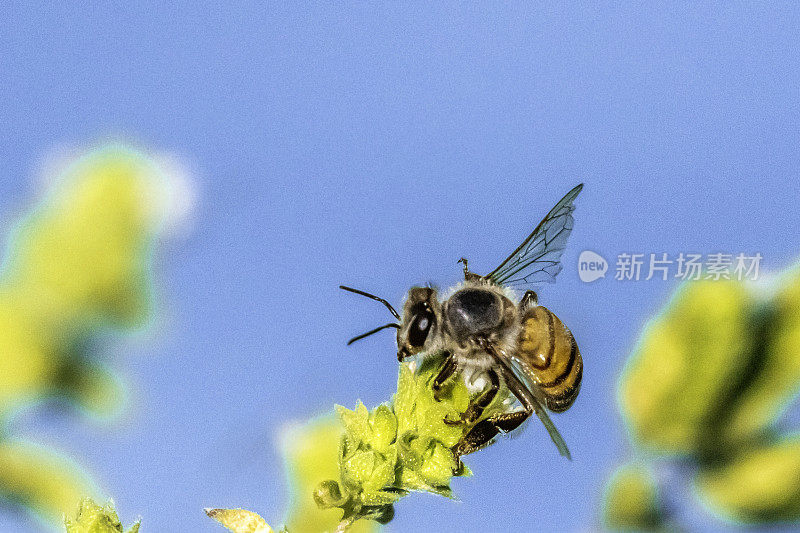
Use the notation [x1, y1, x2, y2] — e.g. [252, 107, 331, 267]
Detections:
[486, 410, 530, 432]
[519, 290, 539, 312]
[431, 352, 458, 402]
[452, 410, 529, 457]
[458, 257, 470, 278]
[453, 419, 500, 456]
[458, 257, 484, 282]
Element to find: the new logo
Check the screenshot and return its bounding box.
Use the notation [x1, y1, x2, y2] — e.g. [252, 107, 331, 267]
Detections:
[578, 251, 608, 282]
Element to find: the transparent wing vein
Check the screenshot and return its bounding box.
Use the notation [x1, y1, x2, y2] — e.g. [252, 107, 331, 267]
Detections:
[487, 184, 582, 287]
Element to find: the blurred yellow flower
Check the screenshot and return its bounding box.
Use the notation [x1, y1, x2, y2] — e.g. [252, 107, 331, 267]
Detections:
[0, 145, 171, 526]
[602, 463, 663, 531]
[606, 262, 800, 528]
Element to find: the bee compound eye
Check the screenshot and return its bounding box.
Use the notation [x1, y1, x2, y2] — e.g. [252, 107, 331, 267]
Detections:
[408, 310, 434, 347]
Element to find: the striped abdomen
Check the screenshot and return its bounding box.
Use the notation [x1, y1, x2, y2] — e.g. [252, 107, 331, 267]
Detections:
[516, 305, 582, 412]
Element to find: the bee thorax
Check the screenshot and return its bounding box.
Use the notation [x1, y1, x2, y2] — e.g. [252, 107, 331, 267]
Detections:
[444, 287, 505, 343]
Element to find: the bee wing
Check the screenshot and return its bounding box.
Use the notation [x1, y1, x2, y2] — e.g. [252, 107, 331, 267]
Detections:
[487, 346, 572, 459]
[486, 184, 583, 288]
[508, 355, 572, 460]
[509, 355, 545, 399]
[531, 395, 571, 459]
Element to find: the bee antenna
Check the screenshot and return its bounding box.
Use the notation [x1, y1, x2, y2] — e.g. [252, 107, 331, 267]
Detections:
[347, 323, 401, 345]
[339, 285, 401, 320]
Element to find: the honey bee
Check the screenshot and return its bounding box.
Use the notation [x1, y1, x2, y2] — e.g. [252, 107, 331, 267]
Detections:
[341, 184, 583, 459]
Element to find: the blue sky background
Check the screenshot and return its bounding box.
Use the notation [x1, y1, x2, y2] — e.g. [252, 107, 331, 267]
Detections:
[2, 3, 800, 532]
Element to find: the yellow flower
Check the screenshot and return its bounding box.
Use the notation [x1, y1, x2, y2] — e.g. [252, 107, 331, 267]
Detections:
[0, 145, 171, 525]
[64, 498, 139, 533]
[607, 263, 800, 527]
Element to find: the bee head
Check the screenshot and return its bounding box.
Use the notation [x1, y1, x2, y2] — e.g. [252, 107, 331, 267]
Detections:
[397, 287, 441, 361]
